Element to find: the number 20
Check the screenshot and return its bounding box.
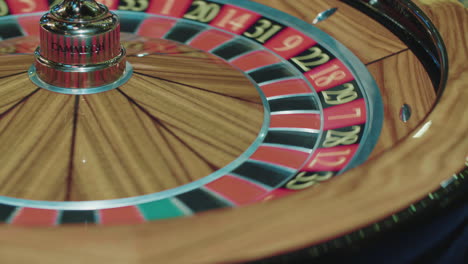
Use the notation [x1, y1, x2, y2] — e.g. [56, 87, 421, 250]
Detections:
[184, 0, 221, 23]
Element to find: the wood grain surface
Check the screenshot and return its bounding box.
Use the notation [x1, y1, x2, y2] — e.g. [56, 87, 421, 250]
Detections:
[252, 0, 408, 63]
[368, 50, 436, 156]
[0, 40, 263, 201]
[0, 0, 466, 263]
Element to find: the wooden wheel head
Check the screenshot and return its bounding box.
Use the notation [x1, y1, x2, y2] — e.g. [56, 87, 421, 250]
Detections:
[0, 0, 466, 263]
[1, 35, 264, 201]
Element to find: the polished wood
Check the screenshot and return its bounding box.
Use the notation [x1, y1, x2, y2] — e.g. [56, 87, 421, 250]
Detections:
[0, 0, 466, 263]
[0, 41, 263, 201]
[0, 93, 73, 201]
[0, 56, 37, 113]
[251, 0, 438, 157]
[253, 0, 407, 63]
[368, 50, 436, 156]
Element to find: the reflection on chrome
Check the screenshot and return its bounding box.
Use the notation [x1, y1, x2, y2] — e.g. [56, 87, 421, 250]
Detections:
[413, 120, 433, 138]
[312, 8, 338, 24]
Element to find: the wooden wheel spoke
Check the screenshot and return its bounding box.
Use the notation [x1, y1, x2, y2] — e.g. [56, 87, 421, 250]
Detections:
[0, 90, 75, 201]
[130, 73, 262, 135]
[67, 88, 238, 200]
[127, 50, 205, 57]
[120, 75, 263, 148]
[133, 70, 262, 104]
[0, 55, 33, 77]
[118, 87, 237, 166]
[0, 87, 39, 118]
[0, 70, 28, 80]
[65, 95, 81, 201]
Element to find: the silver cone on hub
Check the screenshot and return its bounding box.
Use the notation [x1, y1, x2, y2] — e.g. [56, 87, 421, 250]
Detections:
[29, 0, 132, 94]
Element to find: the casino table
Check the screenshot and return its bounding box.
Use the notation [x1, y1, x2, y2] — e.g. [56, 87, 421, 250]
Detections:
[0, 0, 466, 263]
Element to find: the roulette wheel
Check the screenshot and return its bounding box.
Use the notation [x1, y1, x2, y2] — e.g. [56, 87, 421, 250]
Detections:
[0, 0, 466, 263]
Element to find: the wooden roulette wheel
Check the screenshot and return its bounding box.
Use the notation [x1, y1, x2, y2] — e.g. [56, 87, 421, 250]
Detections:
[0, 0, 466, 263]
